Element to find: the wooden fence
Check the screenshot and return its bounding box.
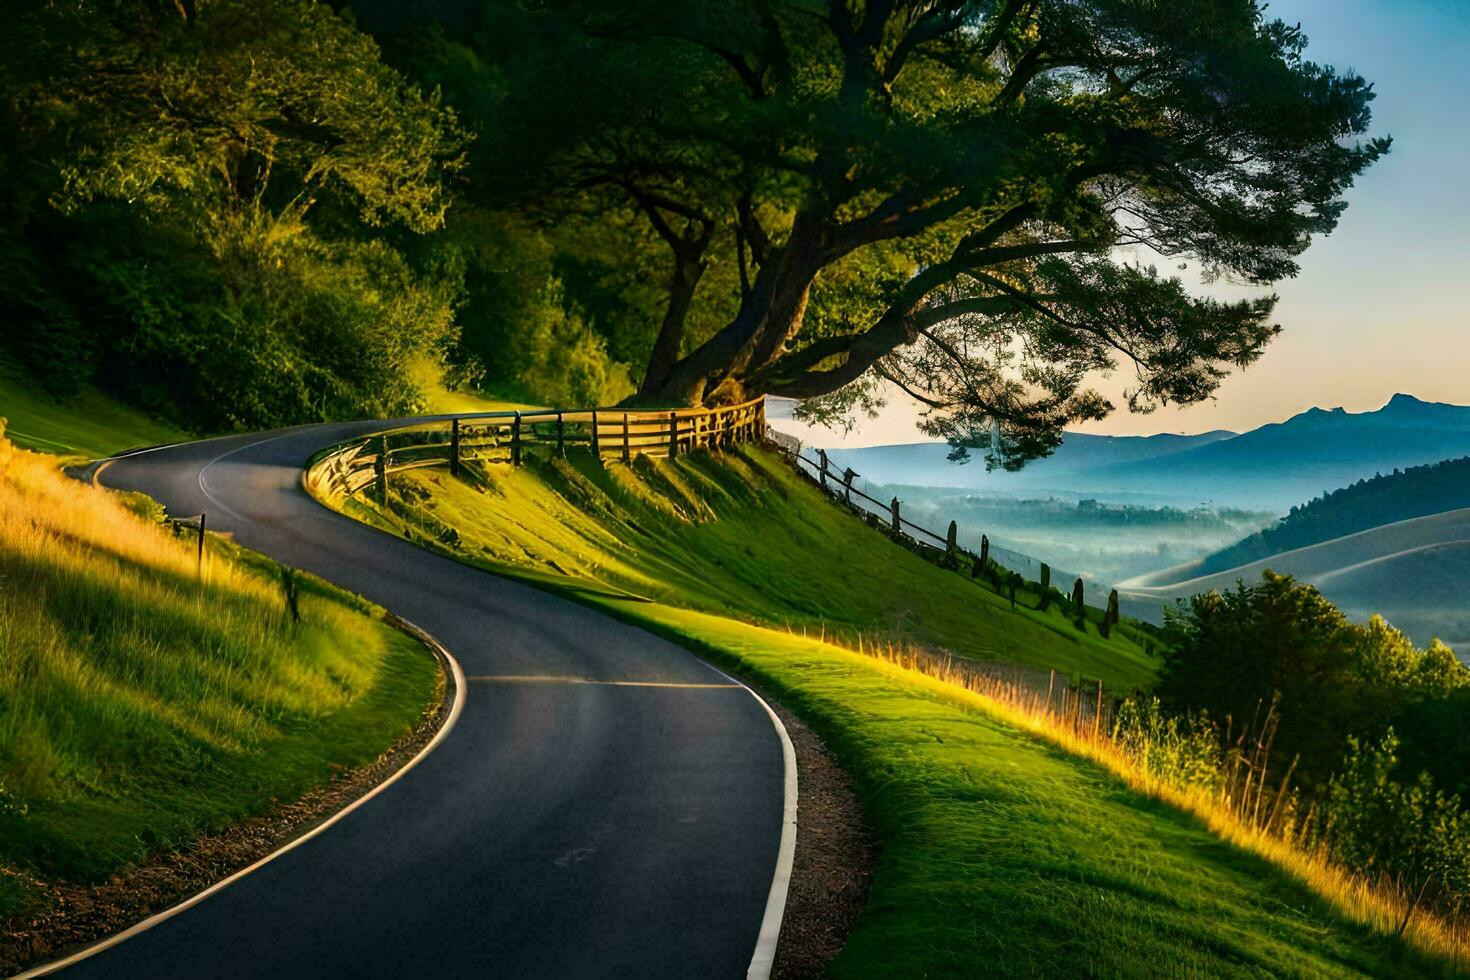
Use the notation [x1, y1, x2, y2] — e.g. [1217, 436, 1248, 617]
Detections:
[306, 397, 766, 501]
[770, 440, 1133, 643]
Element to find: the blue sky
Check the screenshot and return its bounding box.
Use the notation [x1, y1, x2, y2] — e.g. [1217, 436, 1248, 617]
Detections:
[794, 0, 1470, 446]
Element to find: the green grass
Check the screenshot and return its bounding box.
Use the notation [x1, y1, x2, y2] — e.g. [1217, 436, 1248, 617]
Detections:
[0, 437, 440, 926]
[363, 446, 1158, 690]
[339, 445, 1453, 976]
[0, 364, 189, 459]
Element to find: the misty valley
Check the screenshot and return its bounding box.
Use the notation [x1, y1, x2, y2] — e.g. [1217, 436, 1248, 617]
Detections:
[813, 394, 1470, 662]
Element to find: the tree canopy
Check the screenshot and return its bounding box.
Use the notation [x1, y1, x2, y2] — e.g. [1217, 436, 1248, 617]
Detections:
[395, 0, 1387, 465]
[1, 0, 466, 429]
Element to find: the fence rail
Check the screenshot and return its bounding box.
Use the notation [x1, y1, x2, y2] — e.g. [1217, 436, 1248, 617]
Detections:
[306, 398, 767, 501]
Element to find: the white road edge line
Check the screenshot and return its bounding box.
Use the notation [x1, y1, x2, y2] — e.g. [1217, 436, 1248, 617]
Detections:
[706, 666, 798, 980]
[14, 619, 467, 980]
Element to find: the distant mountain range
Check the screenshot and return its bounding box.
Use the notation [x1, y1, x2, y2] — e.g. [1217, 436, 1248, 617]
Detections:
[819, 394, 1470, 511]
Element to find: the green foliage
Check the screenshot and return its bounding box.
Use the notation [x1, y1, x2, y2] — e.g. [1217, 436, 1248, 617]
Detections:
[1, 0, 466, 431]
[1111, 696, 1226, 795]
[1160, 572, 1470, 789]
[1324, 731, 1470, 921]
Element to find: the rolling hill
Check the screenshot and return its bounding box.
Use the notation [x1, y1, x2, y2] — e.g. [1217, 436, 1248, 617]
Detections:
[1189, 455, 1470, 578]
[1118, 508, 1470, 656]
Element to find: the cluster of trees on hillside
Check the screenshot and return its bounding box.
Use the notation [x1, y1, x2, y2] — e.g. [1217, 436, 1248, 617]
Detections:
[1161, 573, 1470, 917]
[1198, 456, 1470, 575]
[3, 0, 1386, 456]
[0, 1, 471, 430]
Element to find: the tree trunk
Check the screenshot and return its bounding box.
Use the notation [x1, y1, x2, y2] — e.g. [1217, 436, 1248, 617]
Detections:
[648, 211, 828, 405]
[638, 248, 708, 395]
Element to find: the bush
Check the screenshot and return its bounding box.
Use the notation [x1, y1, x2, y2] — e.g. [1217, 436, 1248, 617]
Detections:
[1159, 572, 1469, 788]
[1323, 731, 1470, 922]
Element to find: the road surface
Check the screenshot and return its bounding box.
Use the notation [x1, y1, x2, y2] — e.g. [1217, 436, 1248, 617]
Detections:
[65, 419, 787, 978]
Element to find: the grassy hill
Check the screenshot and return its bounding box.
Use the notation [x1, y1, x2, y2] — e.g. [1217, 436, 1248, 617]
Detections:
[329, 444, 1456, 975]
[352, 446, 1160, 690]
[0, 363, 190, 459]
[0, 426, 441, 967]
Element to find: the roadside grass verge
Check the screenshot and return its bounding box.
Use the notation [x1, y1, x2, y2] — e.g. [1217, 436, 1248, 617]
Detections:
[333, 444, 1459, 975]
[0, 363, 189, 460]
[0, 431, 440, 931]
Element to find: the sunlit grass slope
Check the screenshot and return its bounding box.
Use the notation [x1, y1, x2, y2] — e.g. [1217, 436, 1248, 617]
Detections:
[0, 363, 188, 459]
[361, 446, 1158, 689]
[663, 612, 1444, 977]
[0, 431, 439, 924]
[345, 445, 1450, 976]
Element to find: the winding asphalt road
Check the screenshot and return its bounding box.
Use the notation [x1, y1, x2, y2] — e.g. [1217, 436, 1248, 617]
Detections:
[61, 418, 788, 978]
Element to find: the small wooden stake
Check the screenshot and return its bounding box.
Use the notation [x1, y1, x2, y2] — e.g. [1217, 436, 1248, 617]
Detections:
[668, 411, 679, 458]
[196, 512, 207, 579]
[450, 418, 461, 477]
[622, 413, 631, 463]
[556, 412, 565, 457]
[511, 412, 522, 467]
[591, 410, 601, 457]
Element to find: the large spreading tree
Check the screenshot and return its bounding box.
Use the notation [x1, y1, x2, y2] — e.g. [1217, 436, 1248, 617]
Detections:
[402, 0, 1386, 465]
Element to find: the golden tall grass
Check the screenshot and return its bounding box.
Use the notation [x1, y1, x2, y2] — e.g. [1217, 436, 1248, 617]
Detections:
[0, 427, 385, 802]
[833, 632, 1469, 968]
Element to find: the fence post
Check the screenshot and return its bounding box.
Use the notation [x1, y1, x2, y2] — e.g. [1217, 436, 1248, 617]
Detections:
[842, 467, 856, 503]
[668, 411, 679, 458]
[890, 496, 901, 533]
[818, 449, 829, 490]
[556, 411, 565, 457]
[622, 413, 631, 463]
[1093, 679, 1105, 740]
[946, 520, 957, 555]
[511, 412, 522, 467]
[374, 436, 387, 503]
[280, 564, 300, 624]
[450, 418, 461, 477]
[196, 512, 207, 579]
[980, 533, 989, 569]
[591, 410, 600, 458]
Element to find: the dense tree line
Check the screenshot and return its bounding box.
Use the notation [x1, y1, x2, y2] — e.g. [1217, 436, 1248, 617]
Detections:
[0, 0, 472, 430]
[1198, 456, 1470, 575]
[4, 1, 1385, 448]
